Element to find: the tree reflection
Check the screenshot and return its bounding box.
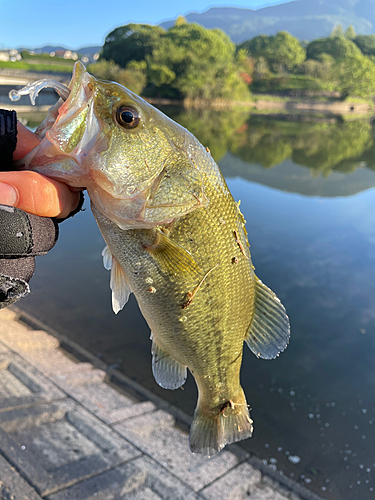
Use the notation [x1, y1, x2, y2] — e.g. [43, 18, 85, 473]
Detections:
[171, 109, 374, 175]
[292, 121, 373, 175]
[162, 106, 251, 161]
[159, 106, 375, 195]
[229, 117, 374, 175]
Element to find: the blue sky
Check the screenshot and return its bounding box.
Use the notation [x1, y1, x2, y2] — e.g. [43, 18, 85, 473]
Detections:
[0, 0, 290, 49]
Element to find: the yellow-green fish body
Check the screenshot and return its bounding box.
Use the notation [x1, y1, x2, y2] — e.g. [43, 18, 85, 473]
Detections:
[18, 62, 290, 456]
[93, 161, 254, 454]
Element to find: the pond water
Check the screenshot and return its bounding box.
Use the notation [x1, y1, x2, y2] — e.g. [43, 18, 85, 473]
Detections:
[18, 108, 375, 499]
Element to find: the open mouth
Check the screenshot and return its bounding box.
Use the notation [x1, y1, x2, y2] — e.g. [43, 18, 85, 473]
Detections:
[9, 62, 100, 190]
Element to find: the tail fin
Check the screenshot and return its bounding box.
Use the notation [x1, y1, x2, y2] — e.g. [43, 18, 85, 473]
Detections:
[189, 391, 253, 457]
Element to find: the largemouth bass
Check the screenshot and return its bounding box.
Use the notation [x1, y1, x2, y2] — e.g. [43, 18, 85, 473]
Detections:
[12, 62, 290, 456]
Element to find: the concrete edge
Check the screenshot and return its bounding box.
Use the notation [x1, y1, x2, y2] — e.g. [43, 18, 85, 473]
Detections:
[11, 305, 323, 500]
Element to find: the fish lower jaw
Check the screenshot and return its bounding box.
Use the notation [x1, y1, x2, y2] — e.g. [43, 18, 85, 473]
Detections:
[89, 187, 177, 230]
[90, 197, 163, 231]
[31, 163, 92, 189]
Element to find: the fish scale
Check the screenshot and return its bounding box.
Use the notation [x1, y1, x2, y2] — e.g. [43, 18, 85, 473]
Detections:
[14, 61, 290, 456]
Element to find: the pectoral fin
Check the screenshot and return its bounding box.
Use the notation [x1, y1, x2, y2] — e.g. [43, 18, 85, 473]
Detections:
[101, 245, 112, 270]
[245, 276, 290, 359]
[102, 246, 132, 314]
[144, 151, 208, 224]
[144, 229, 200, 277]
[151, 337, 187, 390]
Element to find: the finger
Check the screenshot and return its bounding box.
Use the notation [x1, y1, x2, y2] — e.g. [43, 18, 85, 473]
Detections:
[13, 122, 41, 161]
[0, 171, 80, 218]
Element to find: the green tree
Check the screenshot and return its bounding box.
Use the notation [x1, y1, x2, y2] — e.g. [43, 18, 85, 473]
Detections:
[330, 24, 345, 38]
[337, 52, 375, 98]
[87, 59, 147, 95]
[298, 54, 335, 82]
[101, 24, 165, 69]
[148, 23, 251, 100]
[239, 32, 306, 72]
[253, 56, 269, 80]
[305, 36, 375, 97]
[175, 16, 187, 26]
[345, 25, 356, 40]
[353, 35, 375, 56]
[307, 37, 361, 60]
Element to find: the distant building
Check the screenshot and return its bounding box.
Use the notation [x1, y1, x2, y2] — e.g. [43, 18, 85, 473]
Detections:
[63, 50, 78, 60]
[0, 51, 9, 62]
[53, 49, 78, 60]
[78, 53, 99, 64]
[0, 49, 22, 62]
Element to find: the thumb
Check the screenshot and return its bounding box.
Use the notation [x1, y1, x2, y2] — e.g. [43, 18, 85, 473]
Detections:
[0, 171, 81, 218]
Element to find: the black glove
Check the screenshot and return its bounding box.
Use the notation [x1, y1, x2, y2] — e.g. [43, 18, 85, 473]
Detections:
[0, 204, 58, 308]
[0, 109, 82, 309]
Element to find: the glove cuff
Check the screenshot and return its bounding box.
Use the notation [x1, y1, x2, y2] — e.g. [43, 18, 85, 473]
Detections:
[0, 204, 58, 258]
[0, 273, 30, 310]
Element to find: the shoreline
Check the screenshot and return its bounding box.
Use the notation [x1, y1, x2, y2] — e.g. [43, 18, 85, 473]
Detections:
[0, 69, 373, 116]
[2, 97, 372, 117]
[146, 95, 373, 114]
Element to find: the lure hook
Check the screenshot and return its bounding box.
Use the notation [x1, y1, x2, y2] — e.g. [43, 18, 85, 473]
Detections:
[9, 79, 70, 105]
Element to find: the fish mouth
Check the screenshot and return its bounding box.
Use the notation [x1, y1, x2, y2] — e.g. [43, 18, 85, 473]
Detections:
[53, 61, 93, 126]
[47, 61, 97, 154]
[19, 62, 103, 189]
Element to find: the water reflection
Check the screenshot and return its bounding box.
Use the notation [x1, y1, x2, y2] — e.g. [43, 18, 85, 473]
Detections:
[163, 105, 250, 161]
[17, 108, 375, 500]
[220, 155, 375, 197]
[165, 107, 375, 196]
[230, 116, 374, 175]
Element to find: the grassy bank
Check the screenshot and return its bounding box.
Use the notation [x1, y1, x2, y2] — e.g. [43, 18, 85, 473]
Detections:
[0, 60, 74, 73]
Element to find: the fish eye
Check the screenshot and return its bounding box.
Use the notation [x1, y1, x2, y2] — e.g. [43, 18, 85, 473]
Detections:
[115, 105, 140, 129]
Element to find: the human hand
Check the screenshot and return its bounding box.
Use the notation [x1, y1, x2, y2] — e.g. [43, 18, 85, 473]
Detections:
[0, 122, 80, 218]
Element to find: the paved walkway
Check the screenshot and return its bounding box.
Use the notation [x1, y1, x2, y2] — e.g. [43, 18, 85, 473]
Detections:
[0, 308, 323, 500]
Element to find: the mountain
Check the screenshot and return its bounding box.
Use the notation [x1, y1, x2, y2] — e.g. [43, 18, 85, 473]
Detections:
[18, 45, 101, 56]
[161, 0, 375, 43]
[76, 46, 101, 56]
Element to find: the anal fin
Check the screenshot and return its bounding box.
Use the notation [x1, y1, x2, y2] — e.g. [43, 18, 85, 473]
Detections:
[151, 337, 187, 390]
[245, 275, 290, 359]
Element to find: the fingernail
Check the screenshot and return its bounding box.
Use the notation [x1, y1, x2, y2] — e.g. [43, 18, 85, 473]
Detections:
[0, 183, 18, 205]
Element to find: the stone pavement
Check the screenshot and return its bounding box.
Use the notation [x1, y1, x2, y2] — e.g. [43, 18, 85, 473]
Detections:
[0, 308, 323, 500]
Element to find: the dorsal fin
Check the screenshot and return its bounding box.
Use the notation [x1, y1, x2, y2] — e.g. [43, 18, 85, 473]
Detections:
[245, 276, 290, 359]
